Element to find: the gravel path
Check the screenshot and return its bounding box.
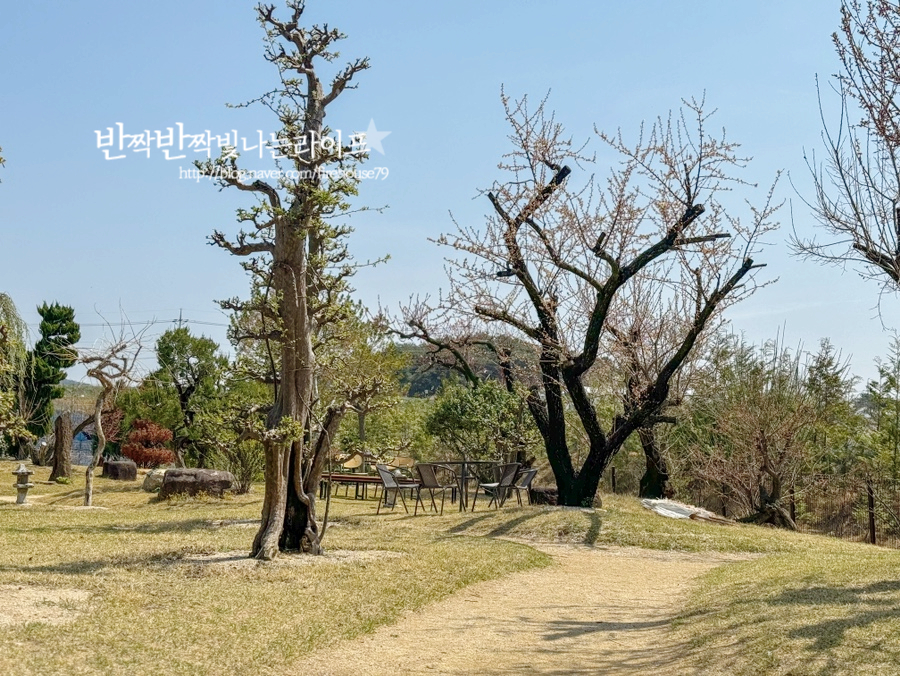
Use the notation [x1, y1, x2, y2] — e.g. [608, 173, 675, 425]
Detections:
[306, 543, 741, 676]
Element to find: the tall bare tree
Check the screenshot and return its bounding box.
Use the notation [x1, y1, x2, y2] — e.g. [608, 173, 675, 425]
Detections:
[199, 2, 379, 558]
[403, 94, 779, 507]
[81, 340, 140, 507]
[793, 1, 900, 292]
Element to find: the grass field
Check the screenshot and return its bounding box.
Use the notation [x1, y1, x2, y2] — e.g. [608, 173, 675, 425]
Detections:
[2, 460, 899, 675]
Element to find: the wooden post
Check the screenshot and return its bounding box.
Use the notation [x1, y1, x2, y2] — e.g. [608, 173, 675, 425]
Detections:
[610, 467, 617, 494]
[789, 486, 796, 525]
[867, 477, 877, 546]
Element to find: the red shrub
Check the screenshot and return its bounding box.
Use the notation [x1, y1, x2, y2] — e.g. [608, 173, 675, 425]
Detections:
[120, 445, 176, 467]
[121, 419, 175, 468]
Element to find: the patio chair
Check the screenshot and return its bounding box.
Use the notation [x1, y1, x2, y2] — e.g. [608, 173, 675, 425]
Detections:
[336, 453, 364, 497]
[414, 463, 458, 516]
[471, 462, 520, 510]
[375, 463, 420, 514]
[510, 468, 538, 506]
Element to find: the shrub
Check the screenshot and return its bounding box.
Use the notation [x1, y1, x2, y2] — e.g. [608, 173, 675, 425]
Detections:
[208, 440, 263, 494]
[121, 419, 176, 468]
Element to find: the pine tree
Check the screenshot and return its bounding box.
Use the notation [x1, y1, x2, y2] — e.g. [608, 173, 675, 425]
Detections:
[22, 303, 80, 447]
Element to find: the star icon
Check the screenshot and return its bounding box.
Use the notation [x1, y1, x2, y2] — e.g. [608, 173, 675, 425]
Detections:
[363, 119, 391, 155]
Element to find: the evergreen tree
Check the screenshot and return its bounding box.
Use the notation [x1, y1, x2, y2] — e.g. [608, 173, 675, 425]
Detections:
[865, 337, 900, 480]
[22, 303, 80, 443]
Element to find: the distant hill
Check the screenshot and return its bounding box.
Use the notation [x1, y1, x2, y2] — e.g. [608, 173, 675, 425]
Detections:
[56, 380, 103, 416]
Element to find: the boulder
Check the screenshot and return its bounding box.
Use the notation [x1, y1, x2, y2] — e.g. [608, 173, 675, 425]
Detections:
[159, 469, 235, 499]
[142, 468, 167, 492]
[101, 460, 137, 481]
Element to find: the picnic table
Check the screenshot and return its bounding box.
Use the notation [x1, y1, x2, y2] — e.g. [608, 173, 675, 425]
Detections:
[319, 472, 383, 500]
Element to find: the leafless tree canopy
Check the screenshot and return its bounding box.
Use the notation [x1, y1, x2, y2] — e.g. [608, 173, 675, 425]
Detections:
[793, 1, 900, 292]
[400, 93, 780, 506]
[80, 338, 142, 507]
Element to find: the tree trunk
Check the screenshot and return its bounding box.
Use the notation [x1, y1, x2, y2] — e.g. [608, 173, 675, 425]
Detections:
[738, 481, 797, 529]
[280, 442, 319, 552]
[638, 426, 670, 499]
[49, 412, 72, 481]
[15, 438, 30, 461]
[251, 223, 319, 560]
[84, 394, 107, 507]
[556, 470, 603, 507]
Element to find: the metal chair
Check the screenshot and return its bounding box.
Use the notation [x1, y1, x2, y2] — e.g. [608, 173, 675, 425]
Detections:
[414, 463, 458, 515]
[375, 463, 419, 514]
[471, 463, 520, 510]
[510, 468, 538, 506]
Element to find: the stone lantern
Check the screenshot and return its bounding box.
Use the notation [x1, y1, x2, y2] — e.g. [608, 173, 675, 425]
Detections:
[12, 464, 34, 505]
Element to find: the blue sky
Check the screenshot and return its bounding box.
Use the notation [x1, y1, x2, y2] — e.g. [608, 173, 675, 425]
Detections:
[1, 0, 895, 383]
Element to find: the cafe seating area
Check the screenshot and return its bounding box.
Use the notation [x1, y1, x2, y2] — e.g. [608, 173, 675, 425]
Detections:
[319, 452, 539, 513]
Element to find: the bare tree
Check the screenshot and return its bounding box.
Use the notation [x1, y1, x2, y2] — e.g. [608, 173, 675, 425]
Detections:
[604, 277, 710, 499]
[402, 94, 779, 507]
[793, 1, 900, 292]
[679, 337, 832, 529]
[81, 340, 140, 507]
[198, 2, 377, 559]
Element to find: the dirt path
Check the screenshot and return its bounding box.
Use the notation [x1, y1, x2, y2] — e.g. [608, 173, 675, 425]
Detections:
[307, 543, 741, 676]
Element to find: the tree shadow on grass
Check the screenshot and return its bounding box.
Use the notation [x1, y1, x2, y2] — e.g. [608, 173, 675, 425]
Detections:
[0, 549, 200, 576]
[766, 578, 900, 651]
[446, 513, 496, 534]
[4, 518, 223, 537]
[584, 510, 602, 545]
[485, 511, 543, 537]
[688, 576, 900, 673]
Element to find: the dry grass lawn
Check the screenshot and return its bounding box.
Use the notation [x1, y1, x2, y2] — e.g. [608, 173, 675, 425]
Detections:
[2, 460, 900, 675]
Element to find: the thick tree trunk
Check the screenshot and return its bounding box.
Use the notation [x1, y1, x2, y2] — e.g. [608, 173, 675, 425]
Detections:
[556, 470, 603, 507]
[49, 412, 72, 481]
[251, 222, 319, 560]
[280, 443, 320, 552]
[738, 481, 797, 529]
[638, 426, 670, 499]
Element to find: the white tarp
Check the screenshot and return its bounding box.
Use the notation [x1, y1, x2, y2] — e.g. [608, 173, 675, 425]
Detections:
[641, 499, 734, 524]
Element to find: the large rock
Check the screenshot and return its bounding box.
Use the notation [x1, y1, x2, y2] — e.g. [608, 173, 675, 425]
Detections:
[159, 469, 235, 499]
[101, 460, 137, 481]
[142, 468, 167, 492]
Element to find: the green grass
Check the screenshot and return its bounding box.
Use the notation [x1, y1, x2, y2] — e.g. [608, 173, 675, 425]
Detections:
[4, 461, 900, 675]
[674, 542, 900, 675]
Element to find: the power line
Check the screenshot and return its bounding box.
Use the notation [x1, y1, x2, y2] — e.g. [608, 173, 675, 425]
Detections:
[26, 317, 229, 328]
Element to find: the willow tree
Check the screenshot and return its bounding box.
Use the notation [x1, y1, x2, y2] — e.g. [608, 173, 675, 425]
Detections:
[403, 95, 779, 507]
[0, 295, 29, 444]
[199, 2, 375, 559]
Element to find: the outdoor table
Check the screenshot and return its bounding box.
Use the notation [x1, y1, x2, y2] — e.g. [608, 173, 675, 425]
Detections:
[432, 460, 499, 511]
[319, 472, 383, 500]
